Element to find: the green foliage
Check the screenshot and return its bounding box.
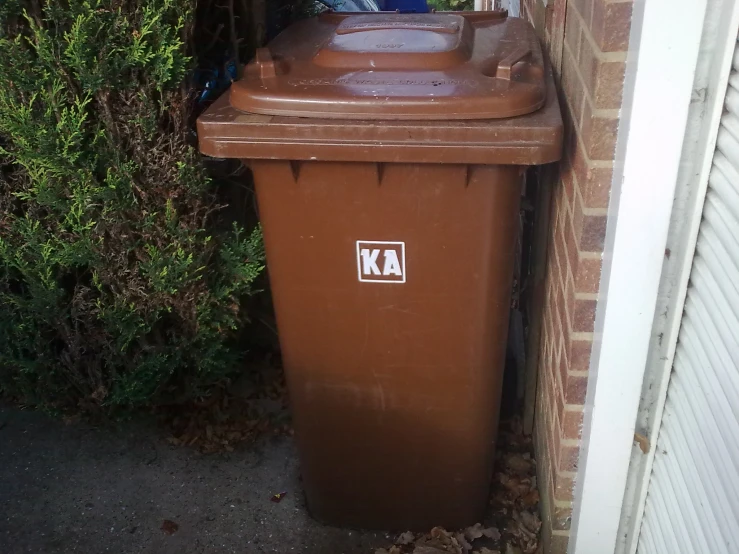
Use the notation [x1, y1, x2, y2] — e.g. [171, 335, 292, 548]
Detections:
[0, 1, 265, 412]
[427, 0, 475, 10]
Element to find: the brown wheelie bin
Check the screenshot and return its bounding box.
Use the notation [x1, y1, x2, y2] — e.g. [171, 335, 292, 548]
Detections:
[197, 10, 562, 531]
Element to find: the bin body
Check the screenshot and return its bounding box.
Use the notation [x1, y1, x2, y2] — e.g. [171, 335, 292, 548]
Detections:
[254, 161, 519, 529]
[198, 10, 562, 530]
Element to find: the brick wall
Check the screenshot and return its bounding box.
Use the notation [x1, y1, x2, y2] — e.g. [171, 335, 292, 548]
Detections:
[519, 0, 633, 552]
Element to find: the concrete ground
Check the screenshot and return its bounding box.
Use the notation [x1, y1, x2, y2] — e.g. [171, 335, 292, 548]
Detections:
[0, 405, 390, 554]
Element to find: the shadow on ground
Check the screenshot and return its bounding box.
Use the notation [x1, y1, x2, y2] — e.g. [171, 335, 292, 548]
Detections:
[0, 405, 390, 554]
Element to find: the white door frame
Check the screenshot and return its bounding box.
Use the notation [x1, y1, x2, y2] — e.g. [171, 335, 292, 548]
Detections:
[614, 0, 739, 552]
[567, 0, 713, 552]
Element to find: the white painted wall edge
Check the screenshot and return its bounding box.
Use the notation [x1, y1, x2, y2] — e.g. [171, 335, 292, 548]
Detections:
[474, 0, 484, 10]
[567, 1, 708, 553]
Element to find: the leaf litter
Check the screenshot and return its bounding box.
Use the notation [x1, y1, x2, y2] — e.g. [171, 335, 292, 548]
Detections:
[375, 418, 540, 554]
[160, 519, 179, 535]
[158, 356, 291, 454]
[158, 364, 541, 553]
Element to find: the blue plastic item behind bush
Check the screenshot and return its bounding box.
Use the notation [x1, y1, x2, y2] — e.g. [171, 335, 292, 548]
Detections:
[318, 1, 381, 11]
[378, 0, 430, 12]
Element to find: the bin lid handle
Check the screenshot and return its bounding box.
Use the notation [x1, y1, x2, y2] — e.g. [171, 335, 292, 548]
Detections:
[496, 46, 531, 81]
[252, 48, 277, 80]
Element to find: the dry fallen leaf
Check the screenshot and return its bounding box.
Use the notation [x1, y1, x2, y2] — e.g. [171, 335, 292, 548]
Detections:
[519, 511, 541, 534]
[160, 519, 179, 535]
[482, 527, 501, 541]
[397, 531, 416, 545]
[521, 489, 539, 508]
[419, 527, 464, 554]
[455, 532, 473, 552]
[506, 455, 533, 475]
[372, 420, 539, 554]
[270, 491, 287, 503]
[414, 546, 452, 554]
[465, 523, 485, 541]
[374, 547, 402, 554]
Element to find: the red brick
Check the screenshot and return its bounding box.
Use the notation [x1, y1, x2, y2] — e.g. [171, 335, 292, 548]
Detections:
[572, 194, 585, 252]
[561, 51, 585, 129]
[540, 362, 551, 406]
[580, 213, 608, 252]
[551, 180, 563, 229]
[554, 281, 567, 343]
[569, 339, 593, 372]
[552, 235, 565, 297]
[562, 100, 578, 149]
[550, 191, 560, 232]
[593, 60, 626, 109]
[545, 294, 555, 338]
[565, 372, 589, 404]
[591, 0, 633, 53]
[554, 473, 575, 501]
[565, 274, 576, 330]
[552, 407, 563, 468]
[562, 107, 585, 172]
[536, 423, 549, 476]
[543, 288, 553, 327]
[547, 382, 557, 423]
[552, 226, 565, 279]
[542, 372, 556, 427]
[555, 319, 565, 367]
[572, 140, 613, 209]
[546, 320, 555, 361]
[553, 504, 573, 531]
[556, 209, 569, 278]
[559, 443, 581, 473]
[545, 2, 555, 41]
[544, 277, 554, 319]
[572, 298, 598, 333]
[558, 345, 568, 397]
[579, 30, 597, 93]
[564, 2, 582, 63]
[554, 371, 565, 424]
[575, 256, 602, 293]
[558, 183, 571, 232]
[572, 0, 594, 28]
[550, 212, 561, 264]
[549, 533, 571, 554]
[549, 0, 568, 73]
[579, 32, 627, 110]
[560, 154, 576, 219]
[562, 409, 584, 439]
[543, 352, 553, 392]
[564, 211, 580, 285]
[581, 102, 620, 161]
[584, 165, 613, 208]
[547, 322, 556, 365]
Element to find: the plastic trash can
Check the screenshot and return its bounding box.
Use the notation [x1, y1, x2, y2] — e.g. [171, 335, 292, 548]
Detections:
[198, 10, 562, 530]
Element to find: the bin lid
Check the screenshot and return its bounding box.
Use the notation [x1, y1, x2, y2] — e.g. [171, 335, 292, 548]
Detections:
[229, 11, 547, 120]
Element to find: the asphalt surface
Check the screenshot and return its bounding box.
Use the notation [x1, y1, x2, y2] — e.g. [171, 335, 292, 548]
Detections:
[0, 406, 390, 554]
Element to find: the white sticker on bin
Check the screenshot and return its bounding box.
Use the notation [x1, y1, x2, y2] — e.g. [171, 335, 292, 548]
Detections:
[356, 241, 406, 284]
